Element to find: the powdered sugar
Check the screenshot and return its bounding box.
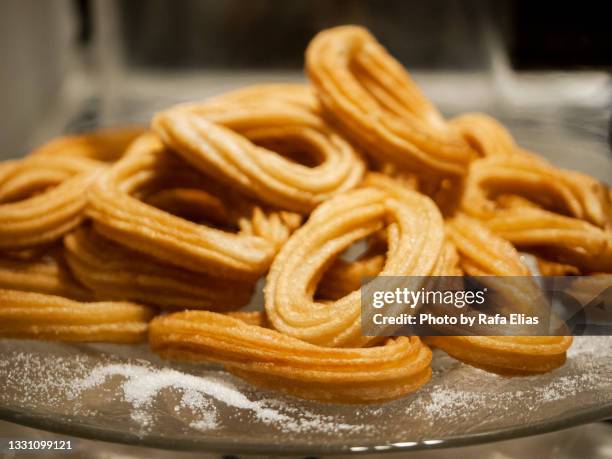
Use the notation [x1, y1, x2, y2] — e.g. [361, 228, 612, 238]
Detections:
[70, 363, 294, 430]
[405, 339, 612, 427]
[0, 347, 370, 435]
[567, 335, 612, 357]
[0, 337, 610, 445]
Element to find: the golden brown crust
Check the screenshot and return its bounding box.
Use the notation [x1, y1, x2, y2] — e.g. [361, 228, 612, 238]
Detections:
[87, 133, 300, 280]
[0, 155, 102, 249]
[153, 88, 366, 213]
[461, 155, 612, 272]
[425, 335, 572, 375]
[449, 113, 516, 157]
[64, 225, 254, 310]
[306, 25, 476, 177]
[0, 248, 91, 301]
[149, 310, 432, 404]
[0, 289, 155, 343]
[265, 185, 446, 347]
[447, 213, 530, 276]
[433, 214, 573, 374]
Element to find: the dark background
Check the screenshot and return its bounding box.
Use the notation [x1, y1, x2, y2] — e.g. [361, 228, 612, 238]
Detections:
[75, 0, 612, 71]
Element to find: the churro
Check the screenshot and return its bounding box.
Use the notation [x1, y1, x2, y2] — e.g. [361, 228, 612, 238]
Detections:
[64, 225, 254, 310]
[149, 310, 432, 404]
[0, 289, 154, 343]
[265, 185, 445, 347]
[426, 335, 572, 375]
[462, 155, 612, 272]
[0, 155, 102, 249]
[0, 248, 91, 300]
[3, 24, 604, 404]
[153, 92, 366, 213]
[430, 214, 573, 374]
[88, 133, 300, 280]
[306, 25, 476, 177]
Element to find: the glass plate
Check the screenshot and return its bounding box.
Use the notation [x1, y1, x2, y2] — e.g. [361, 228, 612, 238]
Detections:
[1, 100, 611, 455]
[1, 338, 611, 455]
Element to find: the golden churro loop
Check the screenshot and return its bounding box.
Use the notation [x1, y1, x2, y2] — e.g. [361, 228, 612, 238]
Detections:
[29, 126, 145, 162]
[464, 155, 611, 227]
[462, 156, 612, 272]
[88, 133, 300, 280]
[449, 113, 516, 157]
[265, 186, 445, 347]
[0, 155, 102, 250]
[317, 174, 459, 299]
[305, 25, 476, 176]
[0, 289, 154, 343]
[64, 226, 254, 310]
[447, 214, 530, 276]
[425, 335, 572, 375]
[445, 213, 547, 319]
[153, 94, 366, 213]
[0, 249, 91, 300]
[429, 214, 573, 374]
[149, 311, 432, 404]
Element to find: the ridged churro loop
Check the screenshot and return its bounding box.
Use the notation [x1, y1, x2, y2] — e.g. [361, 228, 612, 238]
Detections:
[426, 335, 572, 375]
[316, 174, 459, 300]
[449, 113, 516, 157]
[265, 185, 445, 347]
[0, 155, 102, 249]
[149, 311, 432, 404]
[29, 126, 145, 162]
[88, 133, 300, 280]
[64, 226, 254, 310]
[153, 92, 366, 213]
[461, 156, 612, 272]
[305, 25, 476, 176]
[446, 214, 530, 276]
[429, 214, 573, 374]
[445, 214, 545, 318]
[0, 249, 91, 300]
[0, 289, 154, 343]
[144, 186, 301, 249]
[464, 155, 611, 226]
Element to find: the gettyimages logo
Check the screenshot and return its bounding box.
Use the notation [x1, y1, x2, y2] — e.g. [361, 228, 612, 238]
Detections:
[360, 276, 612, 337]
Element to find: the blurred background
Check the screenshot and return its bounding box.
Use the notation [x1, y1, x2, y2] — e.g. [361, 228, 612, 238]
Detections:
[0, 0, 611, 181]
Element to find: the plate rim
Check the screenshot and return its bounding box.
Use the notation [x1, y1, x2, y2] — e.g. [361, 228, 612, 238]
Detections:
[1, 402, 611, 455]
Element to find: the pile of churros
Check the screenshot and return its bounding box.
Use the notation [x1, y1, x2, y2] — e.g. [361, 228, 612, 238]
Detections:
[1, 26, 610, 404]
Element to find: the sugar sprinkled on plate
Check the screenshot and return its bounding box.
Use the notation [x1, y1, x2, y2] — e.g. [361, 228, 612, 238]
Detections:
[0, 336, 610, 441]
[0, 348, 370, 435]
